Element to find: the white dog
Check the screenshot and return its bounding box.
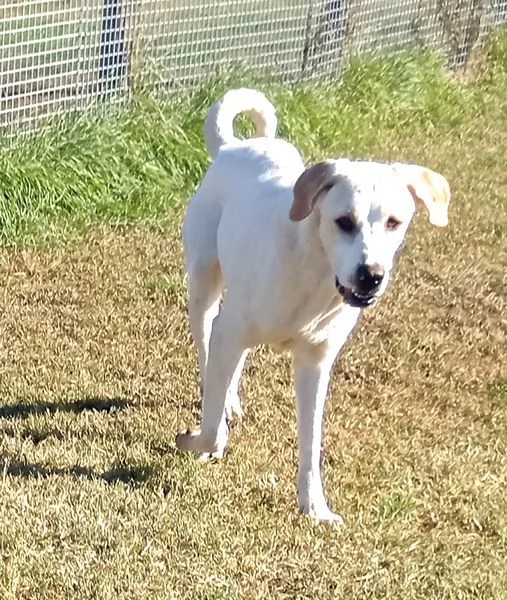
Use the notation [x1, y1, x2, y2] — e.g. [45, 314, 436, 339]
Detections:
[176, 88, 451, 522]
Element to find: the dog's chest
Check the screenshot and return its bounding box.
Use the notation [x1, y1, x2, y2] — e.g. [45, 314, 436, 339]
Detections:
[269, 296, 360, 352]
[300, 300, 358, 344]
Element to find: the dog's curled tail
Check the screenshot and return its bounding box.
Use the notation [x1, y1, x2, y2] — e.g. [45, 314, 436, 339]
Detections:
[204, 88, 278, 158]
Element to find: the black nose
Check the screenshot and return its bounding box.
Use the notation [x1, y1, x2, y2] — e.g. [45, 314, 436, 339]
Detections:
[356, 263, 384, 294]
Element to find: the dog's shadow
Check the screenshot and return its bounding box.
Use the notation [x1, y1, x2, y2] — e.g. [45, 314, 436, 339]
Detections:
[0, 459, 153, 486]
[0, 396, 154, 487]
[0, 396, 131, 420]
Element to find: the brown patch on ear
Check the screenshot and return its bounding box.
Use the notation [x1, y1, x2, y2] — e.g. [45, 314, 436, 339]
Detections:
[393, 163, 451, 227]
[289, 161, 342, 222]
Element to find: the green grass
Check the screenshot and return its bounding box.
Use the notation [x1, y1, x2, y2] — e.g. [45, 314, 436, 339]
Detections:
[376, 493, 418, 522]
[0, 40, 505, 599]
[0, 46, 506, 247]
[492, 380, 507, 405]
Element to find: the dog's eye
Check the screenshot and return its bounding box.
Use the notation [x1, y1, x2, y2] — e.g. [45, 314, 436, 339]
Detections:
[335, 216, 356, 233]
[386, 216, 401, 231]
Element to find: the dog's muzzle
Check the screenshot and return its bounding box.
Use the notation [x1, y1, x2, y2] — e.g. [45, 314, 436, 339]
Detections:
[335, 277, 377, 308]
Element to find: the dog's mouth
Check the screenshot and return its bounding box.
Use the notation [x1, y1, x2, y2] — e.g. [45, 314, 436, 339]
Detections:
[335, 277, 377, 308]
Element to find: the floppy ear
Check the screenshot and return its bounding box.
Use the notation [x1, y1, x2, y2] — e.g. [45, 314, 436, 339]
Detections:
[391, 163, 451, 227]
[289, 160, 348, 222]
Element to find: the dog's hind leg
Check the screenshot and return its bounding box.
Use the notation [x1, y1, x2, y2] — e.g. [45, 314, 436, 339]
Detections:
[184, 191, 225, 402]
[225, 349, 249, 420]
[176, 303, 247, 458]
[189, 269, 246, 423]
[187, 259, 223, 401]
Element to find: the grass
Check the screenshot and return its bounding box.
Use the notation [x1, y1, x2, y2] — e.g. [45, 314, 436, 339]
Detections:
[492, 380, 507, 406]
[0, 40, 506, 598]
[1, 46, 506, 247]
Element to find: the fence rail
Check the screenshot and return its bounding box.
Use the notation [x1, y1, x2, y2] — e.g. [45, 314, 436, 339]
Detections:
[0, 0, 506, 136]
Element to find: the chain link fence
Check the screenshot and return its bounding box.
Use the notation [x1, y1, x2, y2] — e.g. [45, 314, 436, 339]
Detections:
[1, 0, 506, 136]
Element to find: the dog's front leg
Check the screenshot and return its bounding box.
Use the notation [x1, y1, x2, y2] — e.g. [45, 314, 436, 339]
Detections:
[293, 348, 343, 524]
[176, 312, 245, 458]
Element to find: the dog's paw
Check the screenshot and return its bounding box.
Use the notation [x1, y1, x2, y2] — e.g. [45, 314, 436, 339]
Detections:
[175, 429, 226, 457]
[305, 508, 345, 525]
[225, 392, 243, 421]
[196, 448, 226, 461]
[299, 501, 345, 525]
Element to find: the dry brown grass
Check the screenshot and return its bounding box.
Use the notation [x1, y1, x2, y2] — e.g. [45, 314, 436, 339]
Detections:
[0, 112, 505, 599]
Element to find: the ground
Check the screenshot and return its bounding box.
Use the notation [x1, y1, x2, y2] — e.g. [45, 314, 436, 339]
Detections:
[0, 48, 505, 599]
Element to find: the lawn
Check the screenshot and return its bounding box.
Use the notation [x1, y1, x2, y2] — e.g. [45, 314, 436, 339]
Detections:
[0, 39, 506, 599]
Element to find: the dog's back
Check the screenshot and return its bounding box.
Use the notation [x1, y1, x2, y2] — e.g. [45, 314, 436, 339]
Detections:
[184, 90, 304, 279]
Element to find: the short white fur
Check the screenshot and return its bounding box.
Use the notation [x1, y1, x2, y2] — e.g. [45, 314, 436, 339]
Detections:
[176, 88, 451, 523]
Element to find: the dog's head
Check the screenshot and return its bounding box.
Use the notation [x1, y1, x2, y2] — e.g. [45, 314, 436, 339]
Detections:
[289, 159, 451, 308]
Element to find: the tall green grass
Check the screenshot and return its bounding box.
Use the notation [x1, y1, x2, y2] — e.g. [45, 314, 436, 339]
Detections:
[0, 38, 506, 247]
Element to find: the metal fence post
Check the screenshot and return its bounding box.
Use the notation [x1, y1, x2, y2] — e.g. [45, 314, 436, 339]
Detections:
[99, 0, 127, 97]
